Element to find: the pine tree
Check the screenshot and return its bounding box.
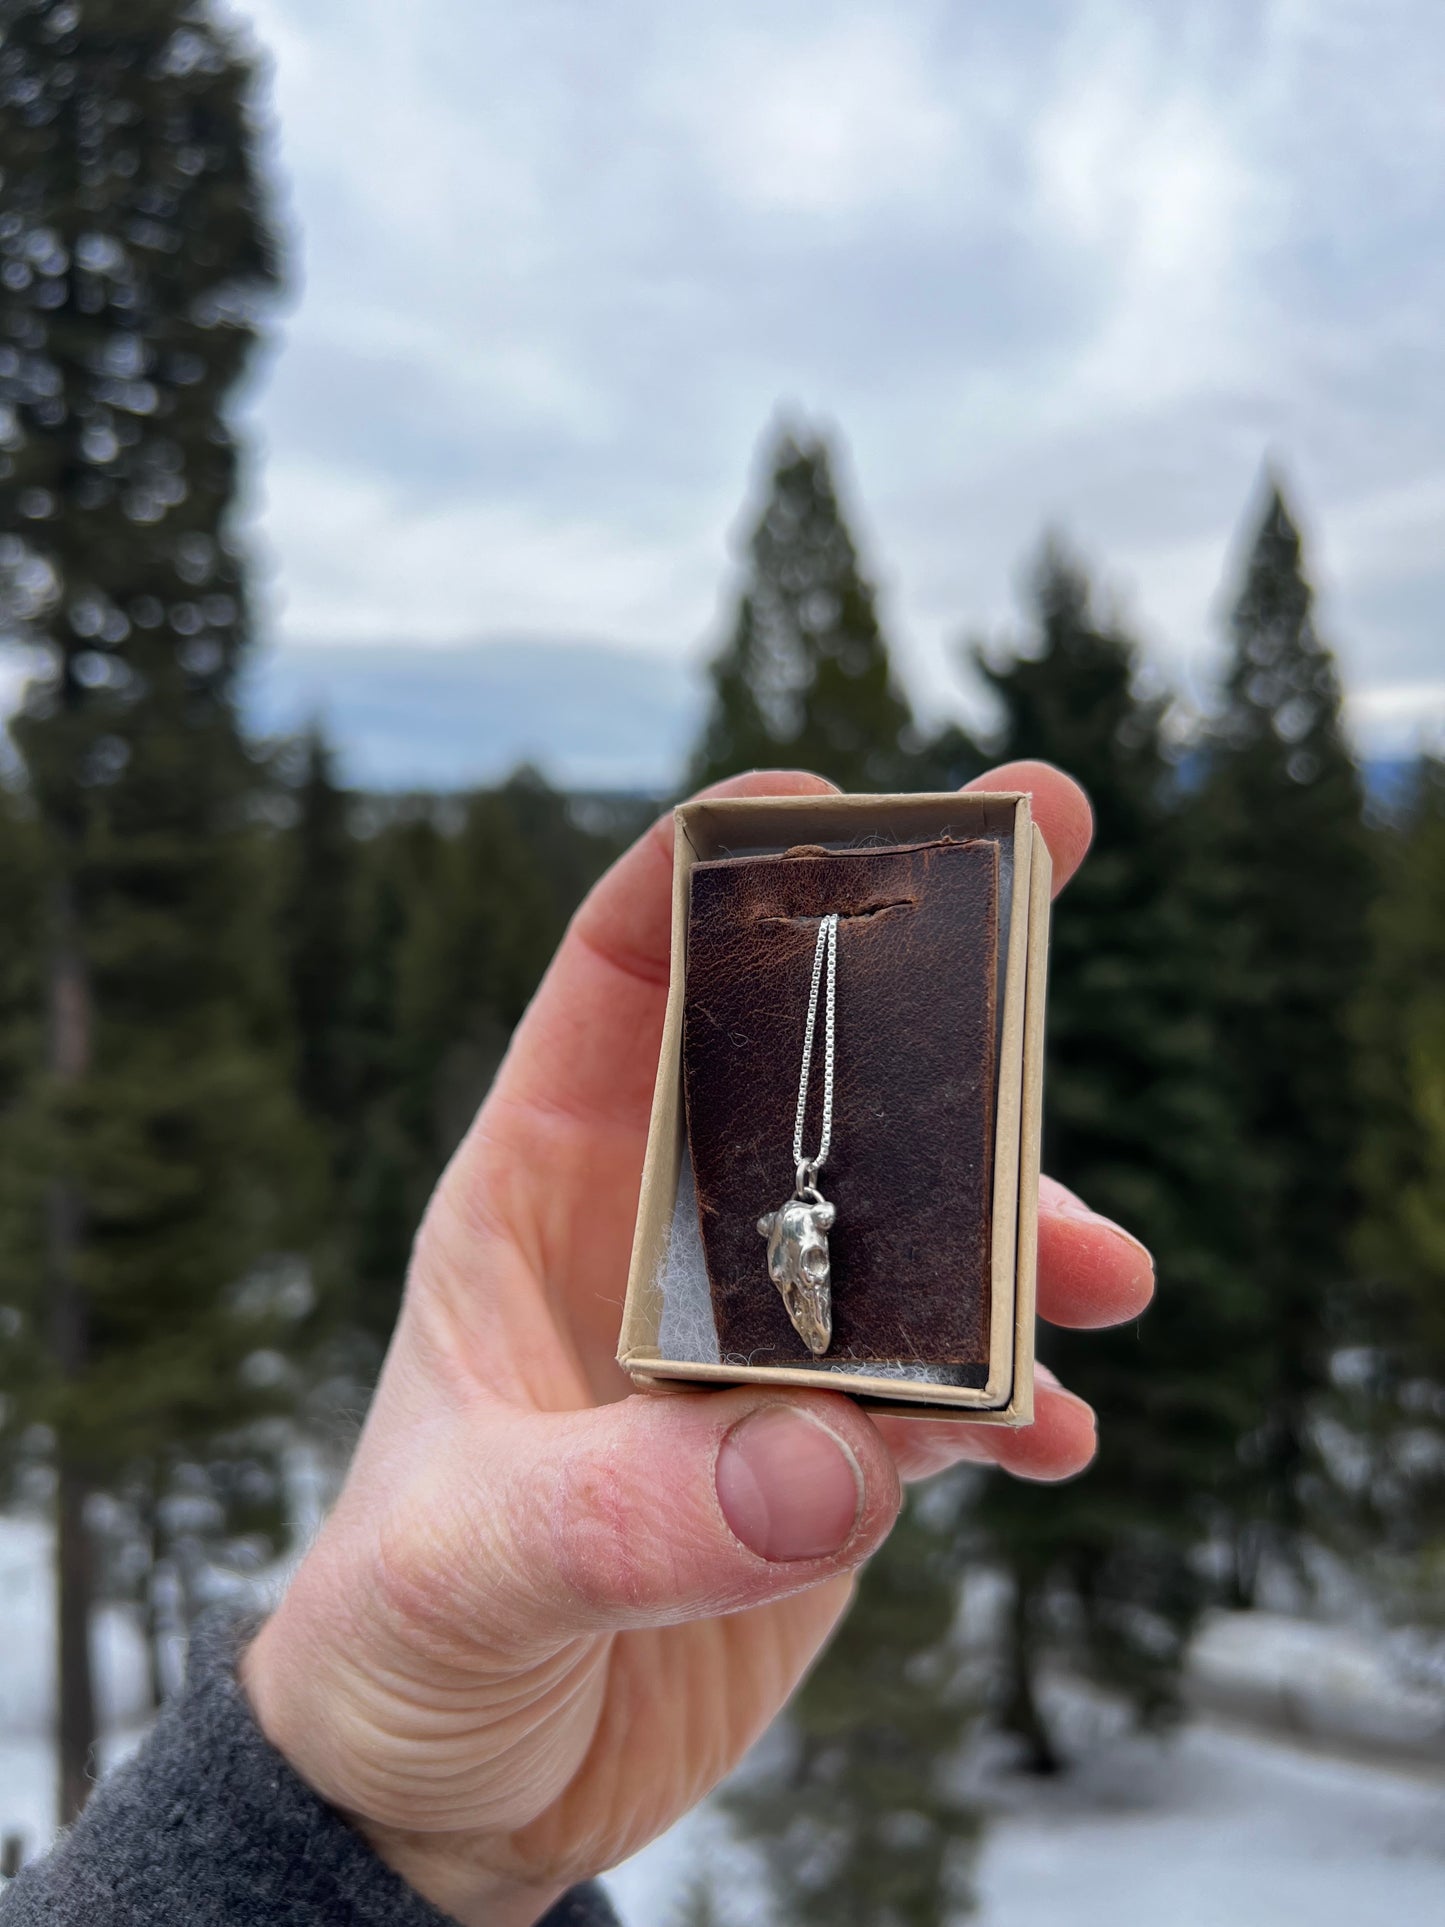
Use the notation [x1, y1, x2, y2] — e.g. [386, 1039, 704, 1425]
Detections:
[1199, 482, 1372, 1600]
[723, 1495, 981, 1925]
[1353, 756, 1445, 1565]
[0, 0, 311, 1821]
[1357, 756, 1445, 1359]
[324, 774, 629, 1359]
[0, 784, 47, 1403]
[667, 1868, 726, 1927]
[690, 431, 919, 792]
[338, 799, 449, 1353]
[273, 727, 381, 1393]
[692, 432, 984, 1915]
[280, 730, 362, 1136]
[393, 785, 565, 1167]
[967, 541, 1258, 1767]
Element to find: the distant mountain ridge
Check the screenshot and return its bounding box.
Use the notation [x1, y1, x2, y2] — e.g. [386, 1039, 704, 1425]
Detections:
[245, 637, 705, 793]
[246, 636, 1424, 801]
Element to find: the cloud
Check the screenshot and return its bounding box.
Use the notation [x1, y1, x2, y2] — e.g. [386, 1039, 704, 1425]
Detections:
[647, 10, 963, 219]
[226, 0, 1445, 769]
[258, 459, 721, 647]
[1346, 680, 1445, 759]
[1026, 12, 1263, 413]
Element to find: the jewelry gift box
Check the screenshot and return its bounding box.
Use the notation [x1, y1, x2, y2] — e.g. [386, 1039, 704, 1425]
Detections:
[618, 791, 1051, 1424]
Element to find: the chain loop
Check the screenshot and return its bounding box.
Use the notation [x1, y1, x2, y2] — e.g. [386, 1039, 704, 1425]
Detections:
[792, 911, 838, 1184]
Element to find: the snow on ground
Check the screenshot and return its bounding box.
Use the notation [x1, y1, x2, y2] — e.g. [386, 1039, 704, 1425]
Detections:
[6, 1509, 1445, 1922]
[1189, 1610, 1445, 1768]
[607, 1721, 1445, 1925]
[971, 1717, 1445, 1926]
[0, 1516, 153, 1853]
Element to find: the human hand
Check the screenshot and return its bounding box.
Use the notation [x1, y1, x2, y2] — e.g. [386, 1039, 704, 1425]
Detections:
[242, 762, 1153, 1927]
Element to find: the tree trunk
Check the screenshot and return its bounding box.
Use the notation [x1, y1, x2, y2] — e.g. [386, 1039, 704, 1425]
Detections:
[47, 878, 97, 1826]
[1001, 1575, 1062, 1776]
[1227, 1527, 1256, 1611]
[54, 1460, 96, 1822]
[143, 1490, 168, 1714]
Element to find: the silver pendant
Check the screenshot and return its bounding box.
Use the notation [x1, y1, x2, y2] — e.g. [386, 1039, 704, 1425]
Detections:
[762, 910, 842, 1356]
[757, 1176, 836, 1356]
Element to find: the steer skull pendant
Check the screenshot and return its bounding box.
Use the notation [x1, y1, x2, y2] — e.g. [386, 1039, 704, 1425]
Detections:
[757, 1185, 836, 1356]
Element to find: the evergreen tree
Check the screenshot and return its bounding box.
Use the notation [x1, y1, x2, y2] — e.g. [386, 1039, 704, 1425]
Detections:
[0, 0, 311, 1821]
[339, 799, 448, 1353]
[1353, 756, 1445, 1562]
[392, 784, 565, 1170]
[0, 783, 47, 1411]
[723, 1495, 981, 1924]
[967, 542, 1258, 1766]
[1199, 482, 1372, 1600]
[667, 1867, 727, 1927]
[690, 431, 918, 792]
[273, 727, 384, 1391]
[280, 730, 362, 1136]
[324, 774, 628, 1359]
[691, 432, 984, 1915]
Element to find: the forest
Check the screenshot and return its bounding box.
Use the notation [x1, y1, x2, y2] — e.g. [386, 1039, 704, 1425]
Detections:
[1, 4, 1443, 1916]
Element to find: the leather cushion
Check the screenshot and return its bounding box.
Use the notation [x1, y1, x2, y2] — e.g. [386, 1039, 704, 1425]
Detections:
[682, 837, 999, 1368]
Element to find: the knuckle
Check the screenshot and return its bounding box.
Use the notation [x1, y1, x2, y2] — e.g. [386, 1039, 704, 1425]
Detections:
[371, 1490, 474, 1659]
[541, 1445, 651, 1624]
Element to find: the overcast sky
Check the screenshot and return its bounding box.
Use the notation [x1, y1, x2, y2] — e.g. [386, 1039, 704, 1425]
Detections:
[233, 0, 1445, 779]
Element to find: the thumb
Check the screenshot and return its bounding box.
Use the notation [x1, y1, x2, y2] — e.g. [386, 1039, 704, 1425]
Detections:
[475, 1388, 903, 1640]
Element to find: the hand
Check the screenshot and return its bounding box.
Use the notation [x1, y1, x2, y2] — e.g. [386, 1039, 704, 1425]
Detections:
[242, 762, 1153, 1927]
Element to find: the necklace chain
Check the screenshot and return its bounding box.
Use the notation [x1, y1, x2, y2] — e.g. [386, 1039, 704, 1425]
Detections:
[792, 912, 838, 1184]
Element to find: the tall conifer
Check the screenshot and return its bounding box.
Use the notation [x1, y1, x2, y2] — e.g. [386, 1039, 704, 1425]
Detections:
[691, 431, 917, 791]
[325, 775, 627, 1357]
[0, 0, 311, 1819]
[967, 543, 1257, 1765]
[318, 797, 448, 1357]
[691, 429, 983, 1910]
[281, 731, 361, 1136]
[1199, 483, 1372, 1599]
[723, 1500, 980, 1924]
[1353, 756, 1445, 1554]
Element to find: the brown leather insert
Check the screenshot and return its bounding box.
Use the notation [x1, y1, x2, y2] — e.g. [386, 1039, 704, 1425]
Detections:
[682, 837, 999, 1370]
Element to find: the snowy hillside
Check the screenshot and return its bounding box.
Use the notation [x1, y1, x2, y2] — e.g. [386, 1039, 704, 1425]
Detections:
[604, 1718, 1445, 1925]
[5, 1512, 1445, 1923]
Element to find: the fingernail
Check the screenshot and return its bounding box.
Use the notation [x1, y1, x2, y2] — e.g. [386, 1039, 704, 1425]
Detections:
[716, 1407, 863, 1562]
[1034, 1362, 1061, 1388]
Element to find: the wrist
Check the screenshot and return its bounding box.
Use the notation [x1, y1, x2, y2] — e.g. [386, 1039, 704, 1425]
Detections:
[354, 1826, 566, 1927]
[240, 1615, 565, 1927]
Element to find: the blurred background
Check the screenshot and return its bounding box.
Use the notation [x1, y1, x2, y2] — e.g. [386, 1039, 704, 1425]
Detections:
[1, 1, 1443, 1919]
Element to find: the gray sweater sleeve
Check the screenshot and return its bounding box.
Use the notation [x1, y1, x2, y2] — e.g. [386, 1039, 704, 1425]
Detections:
[0, 1615, 619, 1927]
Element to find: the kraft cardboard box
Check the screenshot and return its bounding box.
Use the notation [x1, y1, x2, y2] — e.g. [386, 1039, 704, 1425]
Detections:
[618, 791, 1051, 1425]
